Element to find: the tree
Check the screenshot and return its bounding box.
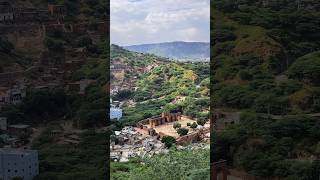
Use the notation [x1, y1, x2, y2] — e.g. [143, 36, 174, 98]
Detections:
[190, 122, 198, 130]
[173, 122, 181, 129]
[197, 118, 207, 126]
[177, 128, 188, 136]
[0, 36, 14, 54]
[161, 136, 176, 148]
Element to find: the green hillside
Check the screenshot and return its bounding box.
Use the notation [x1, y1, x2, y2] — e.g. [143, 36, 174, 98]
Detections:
[110, 45, 209, 126]
[110, 46, 210, 179]
[212, 0, 320, 179]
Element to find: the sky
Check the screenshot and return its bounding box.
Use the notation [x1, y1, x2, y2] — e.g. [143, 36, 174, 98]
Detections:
[111, 0, 210, 46]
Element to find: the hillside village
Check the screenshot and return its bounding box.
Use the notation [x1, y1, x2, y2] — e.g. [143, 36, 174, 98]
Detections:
[0, 0, 108, 179]
[109, 44, 210, 178]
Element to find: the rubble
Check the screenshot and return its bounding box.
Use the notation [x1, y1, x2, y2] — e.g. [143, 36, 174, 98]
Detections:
[110, 126, 166, 162]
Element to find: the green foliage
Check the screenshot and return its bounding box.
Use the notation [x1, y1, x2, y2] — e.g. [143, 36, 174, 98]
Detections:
[173, 122, 181, 129]
[287, 51, 320, 86]
[45, 37, 66, 52]
[112, 90, 134, 101]
[212, 29, 236, 43]
[177, 128, 188, 136]
[190, 122, 198, 129]
[34, 132, 107, 179]
[197, 118, 207, 126]
[1, 88, 69, 124]
[212, 1, 320, 179]
[77, 83, 107, 128]
[111, 149, 210, 180]
[161, 136, 176, 148]
[0, 36, 14, 54]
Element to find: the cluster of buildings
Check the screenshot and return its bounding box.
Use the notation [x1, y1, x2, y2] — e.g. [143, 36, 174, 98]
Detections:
[137, 112, 210, 144]
[110, 112, 210, 162]
[0, 1, 65, 24]
[110, 126, 166, 162]
[0, 84, 26, 110]
[0, 148, 38, 180]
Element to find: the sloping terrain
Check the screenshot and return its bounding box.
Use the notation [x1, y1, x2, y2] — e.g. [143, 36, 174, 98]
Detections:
[212, 1, 320, 179]
[110, 45, 209, 125]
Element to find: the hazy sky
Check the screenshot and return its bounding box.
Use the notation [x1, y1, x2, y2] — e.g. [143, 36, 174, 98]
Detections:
[111, 0, 210, 46]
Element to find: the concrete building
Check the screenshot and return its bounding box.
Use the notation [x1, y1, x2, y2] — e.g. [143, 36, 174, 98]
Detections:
[7, 85, 26, 105]
[0, 85, 26, 110]
[0, 1, 14, 23]
[110, 106, 122, 120]
[0, 148, 39, 180]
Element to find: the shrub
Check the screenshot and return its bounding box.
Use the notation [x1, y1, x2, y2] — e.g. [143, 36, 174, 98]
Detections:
[177, 128, 189, 136]
[173, 122, 181, 129]
[161, 136, 176, 148]
[190, 122, 198, 130]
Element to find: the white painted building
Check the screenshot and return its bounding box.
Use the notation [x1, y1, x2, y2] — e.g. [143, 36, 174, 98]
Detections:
[110, 106, 122, 120]
[0, 148, 39, 180]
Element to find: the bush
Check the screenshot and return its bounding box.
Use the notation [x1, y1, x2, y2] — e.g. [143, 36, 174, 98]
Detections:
[190, 122, 198, 129]
[0, 36, 14, 54]
[177, 128, 189, 136]
[212, 29, 236, 43]
[161, 136, 176, 148]
[197, 118, 207, 126]
[173, 122, 181, 129]
[239, 70, 252, 80]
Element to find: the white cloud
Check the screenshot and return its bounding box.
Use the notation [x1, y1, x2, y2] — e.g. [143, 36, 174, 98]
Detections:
[111, 0, 210, 46]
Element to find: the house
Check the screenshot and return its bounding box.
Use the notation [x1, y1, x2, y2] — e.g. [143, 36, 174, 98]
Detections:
[0, 85, 26, 109]
[6, 85, 26, 105]
[0, 1, 14, 23]
[47, 4, 65, 22]
[0, 148, 39, 180]
[110, 105, 123, 120]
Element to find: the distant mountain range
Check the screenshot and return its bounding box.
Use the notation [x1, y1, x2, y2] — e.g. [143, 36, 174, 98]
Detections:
[124, 41, 210, 61]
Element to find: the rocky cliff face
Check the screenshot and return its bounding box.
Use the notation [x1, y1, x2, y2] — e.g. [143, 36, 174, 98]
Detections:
[6, 25, 46, 56]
